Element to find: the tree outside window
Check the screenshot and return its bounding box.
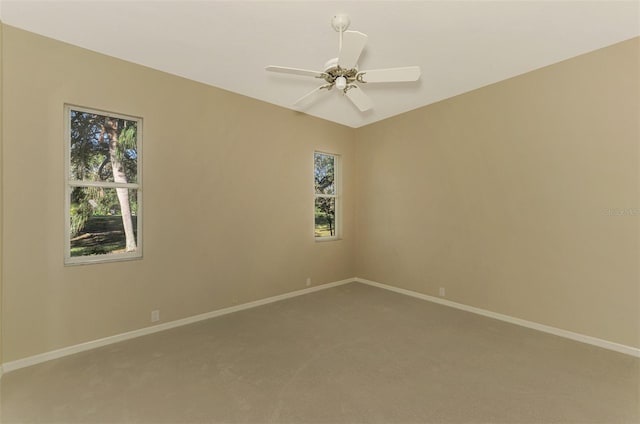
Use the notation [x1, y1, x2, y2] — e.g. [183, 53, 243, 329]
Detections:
[65, 106, 142, 264]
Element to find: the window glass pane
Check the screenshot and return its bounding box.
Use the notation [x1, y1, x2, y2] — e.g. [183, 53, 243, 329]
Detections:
[69, 110, 138, 184]
[314, 152, 335, 195]
[70, 187, 139, 257]
[315, 197, 336, 238]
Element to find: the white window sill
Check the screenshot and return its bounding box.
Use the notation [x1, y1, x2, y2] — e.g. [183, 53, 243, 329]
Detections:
[315, 237, 341, 243]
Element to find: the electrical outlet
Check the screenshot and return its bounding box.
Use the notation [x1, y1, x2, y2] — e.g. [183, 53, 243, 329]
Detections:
[439, 287, 446, 297]
[151, 310, 160, 322]
[306, 277, 311, 287]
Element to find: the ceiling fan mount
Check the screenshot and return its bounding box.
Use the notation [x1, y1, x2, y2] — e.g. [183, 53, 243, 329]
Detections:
[266, 14, 421, 112]
[330, 14, 351, 32]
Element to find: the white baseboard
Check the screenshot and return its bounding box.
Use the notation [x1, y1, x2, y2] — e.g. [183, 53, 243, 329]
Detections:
[4, 276, 637, 373]
[356, 277, 640, 358]
[2, 278, 355, 373]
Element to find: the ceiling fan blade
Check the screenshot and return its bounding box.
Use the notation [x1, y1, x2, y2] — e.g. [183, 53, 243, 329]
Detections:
[345, 85, 373, 112]
[338, 31, 368, 69]
[357, 66, 421, 83]
[265, 66, 325, 78]
[293, 85, 329, 108]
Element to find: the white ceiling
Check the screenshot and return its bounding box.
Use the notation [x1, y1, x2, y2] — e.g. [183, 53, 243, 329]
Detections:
[1, 1, 638, 128]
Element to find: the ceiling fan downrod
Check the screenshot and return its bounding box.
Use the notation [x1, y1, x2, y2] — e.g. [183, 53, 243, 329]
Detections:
[331, 14, 350, 51]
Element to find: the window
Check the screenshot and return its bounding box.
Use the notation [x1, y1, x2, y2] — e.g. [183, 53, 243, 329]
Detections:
[314, 151, 339, 240]
[65, 105, 142, 264]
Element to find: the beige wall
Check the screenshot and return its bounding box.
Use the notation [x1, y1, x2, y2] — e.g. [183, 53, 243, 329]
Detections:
[1, 25, 638, 364]
[1, 26, 355, 362]
[0, 21, 4, 368]
[355, 38, 640, 348]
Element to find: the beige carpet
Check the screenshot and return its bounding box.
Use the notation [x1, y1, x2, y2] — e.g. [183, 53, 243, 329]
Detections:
[1, 282, 638, 423]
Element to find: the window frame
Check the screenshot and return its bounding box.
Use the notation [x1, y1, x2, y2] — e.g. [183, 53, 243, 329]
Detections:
[64, 104, 143, 265]
[314, 151, 341, 242]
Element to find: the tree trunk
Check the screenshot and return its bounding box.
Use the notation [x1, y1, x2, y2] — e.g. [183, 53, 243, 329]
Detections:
[105, 118, 136, 252]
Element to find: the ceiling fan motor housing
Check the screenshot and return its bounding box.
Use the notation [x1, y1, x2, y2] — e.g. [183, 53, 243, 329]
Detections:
[322, 57, 358, 88]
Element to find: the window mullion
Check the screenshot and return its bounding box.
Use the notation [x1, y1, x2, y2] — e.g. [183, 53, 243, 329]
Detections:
[68, 180, 140, 189]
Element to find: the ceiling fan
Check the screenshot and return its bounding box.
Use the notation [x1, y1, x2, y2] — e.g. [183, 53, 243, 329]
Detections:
[265, 14, 421, 112]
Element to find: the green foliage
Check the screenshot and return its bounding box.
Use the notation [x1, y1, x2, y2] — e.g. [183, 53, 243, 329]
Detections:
[315, 199, 336, 236]
[70, 200, 91, 237]
[69, 111, 110, 181]
[314, 153, 335, 195]
[117, 123, 138, 182]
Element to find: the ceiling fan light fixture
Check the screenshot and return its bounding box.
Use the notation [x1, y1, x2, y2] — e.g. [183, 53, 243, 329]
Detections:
[335, 76, 347, 90]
